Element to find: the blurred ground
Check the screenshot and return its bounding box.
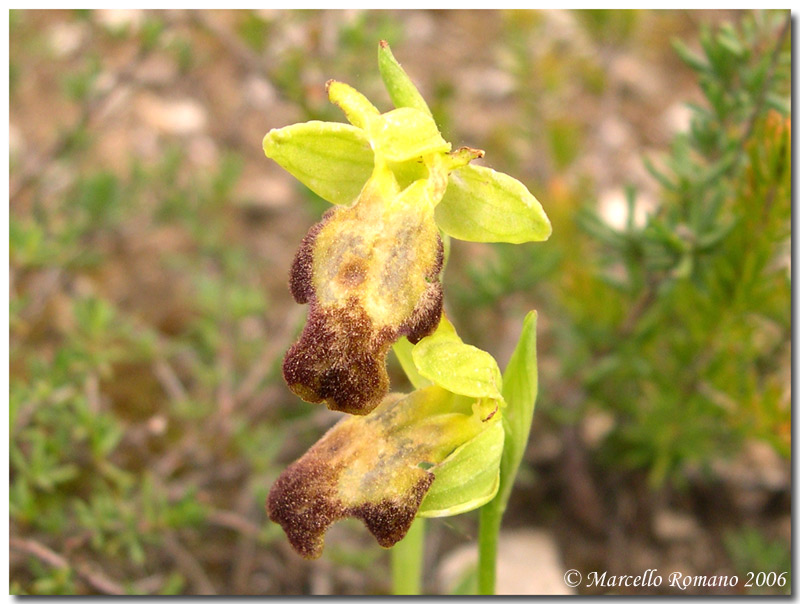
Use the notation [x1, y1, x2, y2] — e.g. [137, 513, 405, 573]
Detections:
[10, 9, 791, 595]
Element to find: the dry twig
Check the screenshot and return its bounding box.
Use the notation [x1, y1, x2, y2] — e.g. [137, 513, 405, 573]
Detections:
[11, 537, 127, 595]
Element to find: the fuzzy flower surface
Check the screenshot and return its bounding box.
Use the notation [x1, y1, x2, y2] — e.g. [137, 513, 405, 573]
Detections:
[263, 41, 550, 416]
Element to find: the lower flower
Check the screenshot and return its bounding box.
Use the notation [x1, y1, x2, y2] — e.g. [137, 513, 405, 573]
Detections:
[267, 385, 497, 559]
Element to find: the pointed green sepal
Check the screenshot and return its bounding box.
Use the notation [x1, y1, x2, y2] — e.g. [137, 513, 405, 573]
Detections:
[437, 165, 552, 243]
[378, 40, 433, 117]
[263, 121, 373, 205]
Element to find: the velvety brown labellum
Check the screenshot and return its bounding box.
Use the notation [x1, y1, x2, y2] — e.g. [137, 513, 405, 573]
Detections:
[283, 202, 444, 415]
[266, 387, 476, 559]
[266, 435, 433, 559]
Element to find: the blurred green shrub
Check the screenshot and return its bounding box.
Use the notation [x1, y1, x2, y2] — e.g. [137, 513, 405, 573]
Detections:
[459, 12, 790, 488]
[579, 12, 790, 485]
[10, 144, 280, 593]
[724, 527, 791, 594]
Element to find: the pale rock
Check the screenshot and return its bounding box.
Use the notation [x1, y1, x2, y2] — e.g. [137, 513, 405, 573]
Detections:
[404, 12, 435, 44]
[243, 75, 277, 109]
[609, 55, 661, 100]
[133, 128, 159, 158]
[712, 440, 788, 491]
[238, 173, 295, 209]
[93, 71, 118, 97]
[662, 102, 693, 136]
[547, 10, 589, 49]
[271, 22, 307, 56]
[597, 188, 655, 231]
[742, 441, 788, 491]
[96, 84, 132, 123]
[40, 162, 73, 198]
[439, 529, 574, 595]
[135, 56, 179, 87]
[254, 9, 278, 20]
[609, 54, 661, 99]
[147, 415, 168, 436]
[9, 123, 23, 159]
[597, 188, 629, 231]
[653, 509, 700, 542]
[96, 9, 144, 32]
[48, 21, 86, 58]
[580, 408, 615, 448]
[461, 67, 516, 101]
[188, 136, 219, 166]
[136, 93, 207, 136]
[598, 116, 632, 151]
[732, 489, 771, 515]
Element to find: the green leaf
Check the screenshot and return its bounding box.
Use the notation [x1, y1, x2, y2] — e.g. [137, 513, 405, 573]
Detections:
[418, 420, 504, 517]
[369, 108, 450, 163]
[263, 121, 373, 205]
[436, 165, 552, 243]
[497, 311, 538, 510]
[412, 315, 503, 399]
[393, 337, 433, 390]
[378, 40, 432, 117]
[672, 38, 709, 73]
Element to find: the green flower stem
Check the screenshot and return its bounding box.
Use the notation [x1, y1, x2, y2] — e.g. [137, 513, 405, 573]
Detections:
[477, 494, 504, 594]
[477, 311, 539, 595]
[391, 517, 426, 595]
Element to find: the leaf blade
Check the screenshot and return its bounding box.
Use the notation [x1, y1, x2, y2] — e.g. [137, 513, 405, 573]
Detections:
[497, 311, 538, 510]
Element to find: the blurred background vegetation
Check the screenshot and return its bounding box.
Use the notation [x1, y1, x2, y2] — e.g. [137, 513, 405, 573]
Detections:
[9, 9, 790, 595]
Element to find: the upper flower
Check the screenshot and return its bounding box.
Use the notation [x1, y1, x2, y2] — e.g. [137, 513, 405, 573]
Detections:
[263, 41, 551, 415]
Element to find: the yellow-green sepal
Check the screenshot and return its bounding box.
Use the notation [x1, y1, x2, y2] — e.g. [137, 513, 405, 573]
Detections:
[378, 40, 433, 117]
[328, 76, 447, 164]
[436, 165, 552, 243]
[418, 419, 504, 517]
[412, 314, 503, 400]
[262, 121, 373, 205]
[369, 108, 450, 163]
[393, 337, 433, 390]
